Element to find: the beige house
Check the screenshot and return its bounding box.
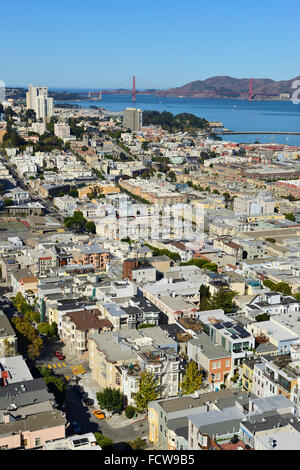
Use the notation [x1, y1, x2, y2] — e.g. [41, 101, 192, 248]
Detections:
[61, 309, 113, 359]
[88, 330, 144, 389]
[0, 312, 17, 358]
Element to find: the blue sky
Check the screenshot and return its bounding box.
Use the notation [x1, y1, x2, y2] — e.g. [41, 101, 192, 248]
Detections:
[2, 0, 300, 89]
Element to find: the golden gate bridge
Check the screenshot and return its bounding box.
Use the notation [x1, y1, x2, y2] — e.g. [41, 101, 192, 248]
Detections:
[80, 77, 279, 102]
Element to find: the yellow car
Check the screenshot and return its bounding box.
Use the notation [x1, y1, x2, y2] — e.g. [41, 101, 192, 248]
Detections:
[93, 410, 106, 420]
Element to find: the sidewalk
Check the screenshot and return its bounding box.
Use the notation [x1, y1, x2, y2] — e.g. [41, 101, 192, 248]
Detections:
[107, 413, 147, 429]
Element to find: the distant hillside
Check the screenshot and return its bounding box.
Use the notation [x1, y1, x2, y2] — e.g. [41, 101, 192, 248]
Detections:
[156, 76, 300, 100]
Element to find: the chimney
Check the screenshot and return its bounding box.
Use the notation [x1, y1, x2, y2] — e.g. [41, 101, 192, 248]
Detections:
[1, 371, 9, 387]
[3, 413, 13, 424]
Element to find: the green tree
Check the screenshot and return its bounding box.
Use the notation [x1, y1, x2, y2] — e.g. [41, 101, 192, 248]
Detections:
[179, 361, 203, 395]
[141, 141, 149, 151]
[94, 433, 114, 450]
[64, 210, 87, 233]
[49, 322, 58, 337]
[284, 213, 296, 222]
[44, 375, 67, 405]
[202, 262, 218, 273]
[37, 366, 54, 378]
[207, 289, 237, 314]
[133, 371, 160, 412]
[263, 280, 292, 296]
[255, 313, 270, 322]
[86, 221, 96, 234]
[167, 171, 176, 182]
[3, 198, 14, 207]
[96, 387, 124, 414]
[37, 322, 51, 336]
[69, 188, 78, 198]
[275, 282, 292, 296]
[125, 405, 136, 419]
[199, 284, 211, 311]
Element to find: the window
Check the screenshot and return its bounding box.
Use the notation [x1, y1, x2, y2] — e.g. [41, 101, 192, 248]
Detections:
[225, 359, 230, 368]
[215, 373, 221, 381]
[35, 437, 41, 447]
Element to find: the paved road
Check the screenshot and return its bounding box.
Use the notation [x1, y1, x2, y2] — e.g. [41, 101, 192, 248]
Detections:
[36, 342, 149, 444]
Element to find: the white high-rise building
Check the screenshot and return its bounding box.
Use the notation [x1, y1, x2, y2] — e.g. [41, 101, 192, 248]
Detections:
[54, 122, 71, 139]
[26, 85, 54, 121]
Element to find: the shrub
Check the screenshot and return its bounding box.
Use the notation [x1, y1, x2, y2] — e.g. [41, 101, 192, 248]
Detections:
[125, 406, 136, 419]
[94, 432, 113, 450]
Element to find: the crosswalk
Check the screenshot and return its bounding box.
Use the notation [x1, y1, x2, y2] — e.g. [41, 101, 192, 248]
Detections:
[70, 365, 86, 375]
[47, 363, 67, 369]
[45, 363, 86, 376]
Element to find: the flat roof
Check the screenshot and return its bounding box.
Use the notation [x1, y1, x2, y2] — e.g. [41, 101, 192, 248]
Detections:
[189, 333, 230, 360]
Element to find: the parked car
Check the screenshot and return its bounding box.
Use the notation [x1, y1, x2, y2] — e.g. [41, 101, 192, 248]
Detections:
[93, 410, 106, 420]
[83, 397, 94, 406]
[54, 351, 65, 360]
[71, 421, 82, 434]
[73, 385, 82, 394]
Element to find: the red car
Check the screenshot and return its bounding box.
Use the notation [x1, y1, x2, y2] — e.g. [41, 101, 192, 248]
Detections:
[54, 351, 65, 360]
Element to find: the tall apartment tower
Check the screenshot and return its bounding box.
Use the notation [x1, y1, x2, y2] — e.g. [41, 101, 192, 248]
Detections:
[26, 85, 54, 121]
[123, 108, 143, 132]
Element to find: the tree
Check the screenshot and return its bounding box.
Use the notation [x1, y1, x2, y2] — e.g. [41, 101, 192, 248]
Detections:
[3, 198, 14, 207]
[49, 322, 58, 337]
[27, 337, 43, 360]
[180, 361, 203, 395]
[263, 280, 292, 296]
[11, 316, 43, 359]
[133, 371, 160, 412]
[94, 433, 114, 450]
[96, 387, 124, 414]
[3, 339, 16, 357]
[37, 322, 51, 336]
[275, 282, 292, 296]
[202, 262, 218, 273]
[44, 375, 67, 405]
[125, 405, 136, 419]
[37, 366, 54, 378]
[207, 289, 237, 314]
[265, 238, 276, 244]
[129, 437, 147, 450]
[255, 313, 270, 322]
[141, 141, 149, 151]
[284, 213, 296, 222]
[167, 171, 176, 182]
[64, 211, 87, 233]
[86, 221, 96, 234]
[199, 284, 211, 311]
[69, 188, 78, 198]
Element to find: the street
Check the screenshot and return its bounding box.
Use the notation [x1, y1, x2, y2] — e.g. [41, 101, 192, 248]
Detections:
[36, 342, 149, 446]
